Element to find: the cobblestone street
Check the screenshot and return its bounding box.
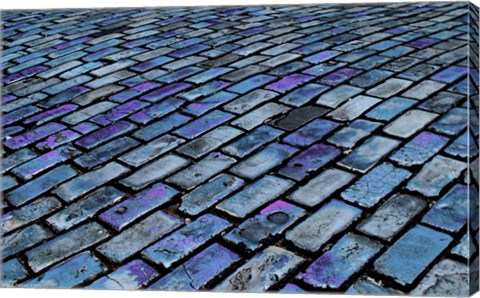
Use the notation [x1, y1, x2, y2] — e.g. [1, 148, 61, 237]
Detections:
[1, 2, 479, 295]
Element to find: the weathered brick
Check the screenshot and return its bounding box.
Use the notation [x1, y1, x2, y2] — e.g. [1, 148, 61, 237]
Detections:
[1, 148, 36, 173]
[97, 211, 181, 263]
[143, 214, 230, 268]
[100, 183, 178, 231]
[1, 224, 54, 259]
[297, 233, 382, 289]
[390, 132, 449, 167]
[1, 258, 29, 286]
[374, 225, 452, 286]
[215, 246, 303, 292]
[328, 95, 381, 122]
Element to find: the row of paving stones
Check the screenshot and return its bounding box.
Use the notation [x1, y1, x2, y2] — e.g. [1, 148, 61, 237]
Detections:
[1, 1, 479, 296]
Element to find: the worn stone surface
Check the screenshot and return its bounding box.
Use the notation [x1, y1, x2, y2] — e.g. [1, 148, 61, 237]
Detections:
[1, 3, 477, 294]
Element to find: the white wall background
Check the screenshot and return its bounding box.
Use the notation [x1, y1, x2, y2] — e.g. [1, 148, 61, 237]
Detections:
[0, 1, 479, 298]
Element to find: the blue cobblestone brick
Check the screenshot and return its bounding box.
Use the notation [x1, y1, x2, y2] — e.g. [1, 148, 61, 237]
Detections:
[133, 112, 191, 141]
[328, 95, 380, 122]
[357, 194, 427, 241]
[119, 135, 184, 167]
[129, 98, 184, 124]
[143, 214, 230, 268]
[406, 155, 467, 197]
[339, 136, 400, 173]
[4, 122, 66, 150]
[183, 91, 236, 116]
[390, 132, 449, 167]
[422, 184, 468, 233]
[3, 105, 41, 126]
[215, 246, 303, 292]
[445, 131, 478, 158]
[110, 82, 161, 103]
[71, 85, 124, 106]
[72, 122, 98, 134]
[0, 196, 61, 234]
[74, 121, 136, 149]
[227, 74, 276, 94]
[222, 125, 282, 157]
[284, 118, 339, 147]
[430, 107, 468, 136]
[398, 63, 440, 81]
[402, 80, 445, 100]
[185, 67, 231, 84]
[346, 279, 403, 295]
[297, 233, 382, 289]
[62, 102, 117, 124]
[350, 69, 393, 88]
[1, 175, 18, 191]
[337, 49, 376, 63]
[90, 100, 150, 126]
[279, 83, 328, 107]
[230, 143, 297, 179]
[47, 187, 124, 231]
[316, 84, 363, 108]
[280, 283, 307, 293]
[384, 109, 438, 138]
[174, 110, 233, 139]
[74, 137, 139, 169]
[266, 73, 314, 93]
[431, 65, 468, 83]
[328, 119, 381, 149]
[26, 222, 110, 272]
[303, 50, 341, 63]
[225, 200, 305, 251]
[180, 80, 231, 101]
[1, 259, 29, 286]
[178, 126, 242, 159]
[150, 244, 239, 291]
[1, 148, 36, 173]
[342, 163, 412, 208]
[88, 260, 158, 290]
[86, 70, 135, 89]
[97, 211, 181, 263]
[286, 199, 362, 252]
[22, 252, 105, 288]
[121, 154, 188, 190]
[365, 96, 416, 121]
[1, 224, 54, 259]
[224, 89, 278, 114]
[6, 165, 77, 207]
[366, 78, 412, 99]
[53, 162, 129, 202]
[374, 225, 452, 286]
[100, 183, 178, 231]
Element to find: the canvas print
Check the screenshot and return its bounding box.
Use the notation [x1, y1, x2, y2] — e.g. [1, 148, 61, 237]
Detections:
[0, 1, 479, 296]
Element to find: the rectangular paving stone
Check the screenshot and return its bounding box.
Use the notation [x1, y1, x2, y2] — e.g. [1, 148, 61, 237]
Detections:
[328, 119, 381, 149]
[150, 243, 239, 291]
[4, 122, 66, 150]
[357, 194, 427, 241]
[383, 109, 438, 138]
[25, 222, 110, 273]
[342, 163, 412, 208]
[141, 82, 192, 102]
[328, 95, 381, 122]
[179, 174, 244, 216]
[133, 112, 192, 141]
[121, 154, 189, 190]
[406, 155, 467, 197]
[223, 89, 278, 114]
[12, 145, 81, 180]
[266, 73, 314, 93]
[316, 84, 363, 108]
[390, 132, 449, 167]
[402, 79, 446, 100]
[429, 107, 468, 136]
[421, 184, 468, 233]
[97, 210, 182, 263]
[177, 126, 243, 159]
[62, 102, 117, 125]
[225, 200, 305, 251]
[119, 135, 184, 167]
[74, 121, 136, 149]
[129, 98, 185, 124]
[47, 186, 124, 231]
[365, 96, 416, 121]
[1, 258, 29, 287]
[74, 137, 139, 169]
[143, 214, 231, 268]
[289, 168, 355, 207]
[0, 196, 61, 234]
[339, 136, 400, 173]
[284, 118, 339, 147]
[183, 91, 237, 116]
[174, 110, 234, 139]
[167, 152, 236, 190]
[6, 165, 77, 207]
[1, 224, 54, 259]
[222, 125, 283, 158]
[374, 225, 453, 286]
[297, 233, 382, 289]
[1, 148, 37, 173]
[230, 143, 298, 179]
[214, 246, 303, 292]
[22, 252, 105, 289]
[286, 199, 362, 252]
[71, 85, 124, 106]
[366, 78, 413, 99]
[279, 83, 328, 107]
[99, 183, 178, 231]
[87, 260, 158, 290]
[271, 106, 328, 131]
[227, 74, 276, 94]
[53, 162, 129, 202]
[90, 100, 150, 126]
[232, 102, 290, 130]
[279, 143, 340, 181]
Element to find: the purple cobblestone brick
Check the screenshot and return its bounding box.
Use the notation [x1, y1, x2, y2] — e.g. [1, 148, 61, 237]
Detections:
[374, 225, 452, 286]
[47, 186, 124, 231]
[224, 200, 305, 251]
[23, 104, 78, 125]
[129, 98, 185, 124]
[25, 222, 110, 272]
[12, 145, 81, 180]
[121, 154, 188, 190]
[22, 252, 106, 288]
[422, 184, 468, 233]
[87, 260, 158, 290]
[90, 100, 150, 126]
[215, 246, 303, 292]
[297, 233, 382, 289]
[97, 210, 182, 263]
[133, 112, 191, 141]
[279, 143, 340, 181]
[143, 214, 231, 268]
[6, 165, 77, 207]
[3, 105, 42, 126]
[100, 183, 178, 231]
[74, 121, 136, 149]
[431, 65, 468, 83]
[184, 91, 237, 116]
[342, 163, 412, 208]
[4, 122, 66, 150]
[3, 65, 49, 84]
[266, 73, 314, 93]
[174, 110, 233, 139]
[141, 82, 192, 102]
[390, 132, 449, 167]
[71, 122, 98, 134]
[406, 155, 467, 197]
[150, 243, 239, 291]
